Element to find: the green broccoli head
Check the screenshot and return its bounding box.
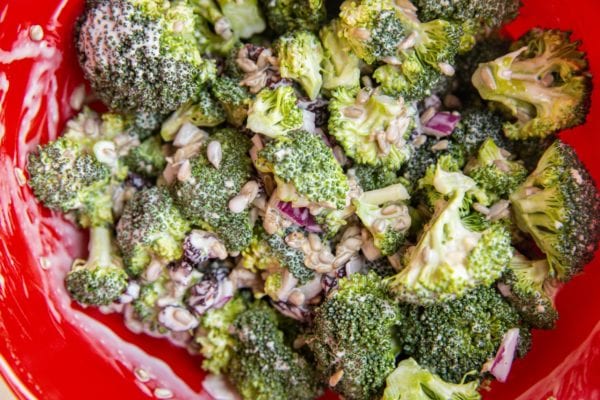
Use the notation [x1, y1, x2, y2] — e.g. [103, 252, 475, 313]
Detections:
[227, 301, 321, 400]
[132, 274, 170, 327]
[472, 29, 591, 140]
[260, 0, 327, 35]
[246, 86, 304, 138]
[257, 130, 349, 210]
[412, 0, 520, 33]
[160, 91, 226, 141]
[77, 0, 217, 113]
[275, 30, 324, 100]
[351, 163, 404, 192]
[320, 19, 361, 91]
[122, 135, 166, 178]
[382, 358, 481, 400]
[196, 294, 249, 374]
[387, 166, 512, 304]
[116, 187, 190, 276]
[398, 286, 531, 383]
[266, 231, 315, 285]
[210, 76, 252, 127]
[309, 272, 400, 400]
[328, 87, 414, 170]
[216, 0, 266, 39]
[65, 226, 128, 306]
[465, 138, 528, 201]
[170, 128, 254, 252]
[509, 140, 600, 281]
[27, 136, 111, 216]
[338, 0, 410, 64]
[353, 183, 412, 256]
[499, 253, 558, 329]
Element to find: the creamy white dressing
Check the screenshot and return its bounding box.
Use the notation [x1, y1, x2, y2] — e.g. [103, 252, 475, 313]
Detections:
[0, 26, 211, 400]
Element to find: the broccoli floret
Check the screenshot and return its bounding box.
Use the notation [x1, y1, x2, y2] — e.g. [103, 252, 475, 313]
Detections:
[260, 0, 327, 35]
[256, 130, 349, 210]
[211, 76, 252, 127]
[128, 111, 166, 140]
[382, 358, 481, 400]
[328, 87, 414, 170]
[77, 0, 217, 113]
[196, 294, 249, 374]
[27, 136, 111, 216]
[398, 286, 531, 383]
[170, 128, 254, 252]
[65, 226, 128, 306]
[160, 92, 226, 141]
[267, 232, 315, 285]
[132, 274, 169, 324]
[227, 301, 321, 400]
[320, 19, 361, 91]
[116, 187, 190, 277]
[365, 257, 397, 278]
[509, 140, 600, 281]
[122, 135, 166, 178]
[412, 0, 520, 35]
[499, 253, 558, 329]
[472, 29, 591, 140]
[309, 272, 400, 400]
[246, 86, 304, 138]
[353, 183, 412, 256]
[387, 165, 512, 304]
[275, 30, 324, 100]
[464, 138, 527, 201]
[351, 164, 404, 192]
[216, 0, 266, 39]
[338, 0, 461, 100]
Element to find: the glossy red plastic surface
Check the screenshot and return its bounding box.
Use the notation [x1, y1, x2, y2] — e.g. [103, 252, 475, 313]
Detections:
[1, 1, 600, 399]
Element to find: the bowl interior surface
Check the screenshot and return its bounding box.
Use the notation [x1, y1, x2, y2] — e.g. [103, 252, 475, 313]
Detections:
[1, 0, 600, 399]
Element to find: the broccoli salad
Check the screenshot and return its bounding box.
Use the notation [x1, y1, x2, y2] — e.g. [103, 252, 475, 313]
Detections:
[25, 0, 600, 398]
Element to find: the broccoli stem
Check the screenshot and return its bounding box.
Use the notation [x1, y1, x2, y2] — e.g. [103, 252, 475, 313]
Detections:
[361, 183, 410, 205]
[85, 226, 116, 269]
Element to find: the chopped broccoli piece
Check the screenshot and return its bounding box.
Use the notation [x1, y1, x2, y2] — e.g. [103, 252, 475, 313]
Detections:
[246, 86, 304, 138]
[260, 0, 327, 35]
[196, 294, 249, 374]
[398, 286, 531, 383]
[116, 187, 190, 276]
[387, 164, 512, 304]
[170, 128, 254, 252]
[160, 92, 226, 141]
[472, 29, 592, 140]
[510, 140, 600, 281]
[77, 0, 217, 113]
[353, 183, 412, 256]
[65, 226, 128, 306]
[382, 358, 481, 400]
[309, 273, 400, 400]
[228, 301, 321, 400]
[328, 87, 414, 170]
[464, 138, 528, 201]
[412, 0, 520, 35]
[27, 136, 111, 217]
[122, 135, 166, 178]
[211, 76, 252, 127]
[499, 253, 559, 329]
[216, 0, 265, 39]
[267, 232, 315, 284]
[257, 130, 349, 209]
[351, 164, 404, 192]
[320, 19, 361, 91]
[275, 30, 324, 100]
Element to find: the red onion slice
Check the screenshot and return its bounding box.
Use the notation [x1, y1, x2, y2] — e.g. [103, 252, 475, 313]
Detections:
[485, 328, 520, 383]
[423, 111, 461, 137]
[277, 201, 322, 232]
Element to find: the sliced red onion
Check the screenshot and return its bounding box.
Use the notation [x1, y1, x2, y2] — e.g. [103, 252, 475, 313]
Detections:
[485, 328, 520, 383]
[423, 111, 461, 137]
[277, 201, 322, 232]
[203, 374, 241, 400]
[187, 278, 234, 315]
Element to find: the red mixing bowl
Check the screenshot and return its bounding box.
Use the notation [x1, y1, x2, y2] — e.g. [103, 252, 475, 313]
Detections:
[1, 1, 600, 399]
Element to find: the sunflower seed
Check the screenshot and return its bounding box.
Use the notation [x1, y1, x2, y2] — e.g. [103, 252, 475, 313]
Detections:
[329, 370, 344, 387]
[228, 195, 249, 213]
[438, 62, 456, 76]
[134, 368, 151, 383]
[288, 289, 305, 306]
[342, 106, 364, 118]
[352, 27, 371, 40]
[29, 25, 44, 41]
[14, 167, 26, 186]
[479, 66, 497, 90]
[308, 234, 322, 251]
[176, 160, 191, 182]
[240, 180, 259, 202]
[431, 140, 449, 151]
[154, 388, 173, 399]
[381, 204, 399, 216]
[207, 141, 222, 169]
